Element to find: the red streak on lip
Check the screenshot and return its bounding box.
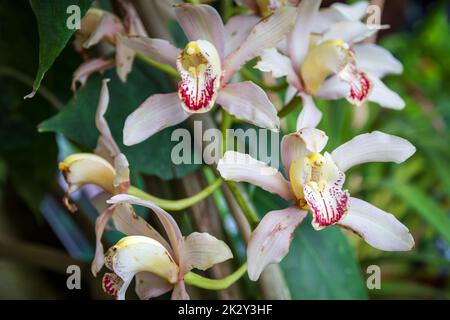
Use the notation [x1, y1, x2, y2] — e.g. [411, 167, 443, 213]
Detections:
[179, 68, 216, 112]
[349, 72, 371, 103]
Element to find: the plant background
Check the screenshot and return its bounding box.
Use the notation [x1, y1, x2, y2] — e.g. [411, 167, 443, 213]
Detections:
[0, 0, 449, 299]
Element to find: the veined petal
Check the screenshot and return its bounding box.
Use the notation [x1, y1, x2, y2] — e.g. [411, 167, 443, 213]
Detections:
[171, 281, 190, 300]
[281, 127, 328, 174]
[123, 92, 189, 146]
[331, 131, 416, 172]
[311, 1, 369, 33]
[247, 206, 307, 281]
[339, 197, 414, 251]
[304, 170, 350, 230]
[353, 43, 403, 78]
[217, 81, 280, 131]
[288, 0, 322, 67]
[223, 6, 297, 83]
[120, 0, 148, 37]
[119, 35, 181, 69]
[107, 194, 183, 262]
[254, 48, 301, 89]
[92, 206, 114, 276]
[177, 40, 222, 113]
[321, 21, 388, 44]
[218, 151, 295, 201]
[174, 4, 225, 61]
[296, 94, 322, 131]
[179, 232, 233, 276]
[224, 14, 260, 57]
[135, 272, 173, 300]
[71, 58, 114, 93]
[83, 12, 123, 49]
[59, 153, 117, 194]
[104, 236, 179, 300]
[367, 75, 405, 110]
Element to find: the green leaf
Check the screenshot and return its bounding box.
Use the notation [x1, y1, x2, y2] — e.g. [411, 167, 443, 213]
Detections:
[28, 0, 92, 96]
[390, 182, 450, 245]
[252, 190, 368, 299]
[39, 63, 200, 180]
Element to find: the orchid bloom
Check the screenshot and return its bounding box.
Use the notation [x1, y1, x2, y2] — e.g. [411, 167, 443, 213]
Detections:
[59, 79, 133, 275]
[71, 0, 148, 90]
[254, 0, 404, 130]
[120, 3, 299, 145]
[236, 0, 300, 18]
[102, 194, 233, 300]
[217, 127, 416, 281]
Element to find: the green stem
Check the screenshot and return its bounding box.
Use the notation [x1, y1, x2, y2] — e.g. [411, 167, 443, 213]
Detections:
[128, 178, 223, 211]
[240, 67, 288, 92]
[135, 52, 179, 78]
[278, 96, 302, 118]
[184, 263, 247, 290]
[226, 181, 260, 228]
[221, 110, 233, 156]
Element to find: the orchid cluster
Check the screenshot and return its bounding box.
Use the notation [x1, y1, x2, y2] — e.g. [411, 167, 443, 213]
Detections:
[59, 0, 416, 300]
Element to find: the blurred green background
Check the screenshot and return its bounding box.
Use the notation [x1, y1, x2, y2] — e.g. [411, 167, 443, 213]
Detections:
[0, 0, 449, 299]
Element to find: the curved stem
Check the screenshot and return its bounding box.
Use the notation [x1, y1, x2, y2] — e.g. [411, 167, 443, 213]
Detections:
[221, 110, 232, 156]
[226, 181, 260, 228]
[278, 96, 302, 118]
[135, 52, 179, 78]
[184, 263, 247, 290]
[128, 177, 223, 211]
[240, 67, 287, 92]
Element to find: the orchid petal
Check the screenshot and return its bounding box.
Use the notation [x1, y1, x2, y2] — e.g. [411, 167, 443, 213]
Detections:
[59, 153, 117, 194]
[288, 0, 322, 67]
[104, 236, 179, 300]
[180, 232, 233, 276]
[123, 92, 189, 146]
[116, 36, 135, 82]
[255, 48, 301, 89]
[177, 40, 222, 113]
[321, 21, 388, 44]
[174, 4, 225, 61]
[223, 6, 297, 83]
[339, 197, 414, 251]
[312, 1, 369, 33]
[135, 272, 173, 300]
[353, 43, 403, 78]
[83, 13, 123, 49]
[120, 0, 148, 37]
[367, 75, 405, 110]
[218, 151, 295, 201]
[315, 75, 348, 100]
[281, 127, 328, 174]
[171, 281, 190, 300]
[247, 206, 307, 281]
[296, 94, 322, 131]
[119, 35, 181, 69]
[91, 206, 114, 276]
[217, 81, 280, 131]
[331, 131, 416, 172]
[71, 58, 114, 93]
[224, 14, 260, 57]
[107, 194, 183, 261]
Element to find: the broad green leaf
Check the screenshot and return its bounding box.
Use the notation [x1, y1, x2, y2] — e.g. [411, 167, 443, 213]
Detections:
[39, 63, 200, 180]
[28, 0, 92, 96]
[252, 190, 368, 299]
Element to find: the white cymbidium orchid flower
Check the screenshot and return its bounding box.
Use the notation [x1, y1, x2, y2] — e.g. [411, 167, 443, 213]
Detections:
[102, 194, 233, 300]
[59, 79, 135, 276]
[217, 128, 416, 281]
[254, 0, 404, 130]
[120, 3, 300, 145]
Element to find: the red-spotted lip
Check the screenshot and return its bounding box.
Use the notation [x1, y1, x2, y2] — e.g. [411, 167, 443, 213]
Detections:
[178, 70, 218, 112]
[348, 71, 372, 105]
[102, 273, 123, 298]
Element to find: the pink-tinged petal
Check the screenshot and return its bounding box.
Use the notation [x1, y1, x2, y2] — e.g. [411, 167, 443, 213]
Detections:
[331, 131, 416, 172]
[223, 6, 297, 83]
[83, 13, 123, 49]
[107, 194, 183, 262]
[179, 232, 233, 276]
[217, 81, 280, 131]
[281, 127, 328, 174]
[224, 14, 260, 57]
[177, 40, 222, 113]
[135, 272, 173, 300]
[247, 206, 307, 281]
[91, 206, 114, 276]
[353, 43, 403, 78]
[115, 36, 135, 82]
[119, 0, 148, 37]
[171, 281, 190, 300]
[217, 151, 295, 201]
[339, 197, 414, 251]
[111, 203, 172, 254]
[255, 48, 301, 89]
[311, 1, 369, 33]
[321, 21, 388, 44]
[174, 4, 225, 61]
[367, 75, 405, 110]
[123, 92, 189, 146]
[296, 94, 322, 131]
[288, 0, 321, 67]
[71, 58, 114, 93]
[119, 35, 181, 69]
[102, 272, 124, 299]
[341, 66, 372, 106]
[304, 171, 349, 230]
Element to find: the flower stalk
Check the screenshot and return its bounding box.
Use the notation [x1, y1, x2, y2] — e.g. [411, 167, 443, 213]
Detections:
[184, 263, 247, 290]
